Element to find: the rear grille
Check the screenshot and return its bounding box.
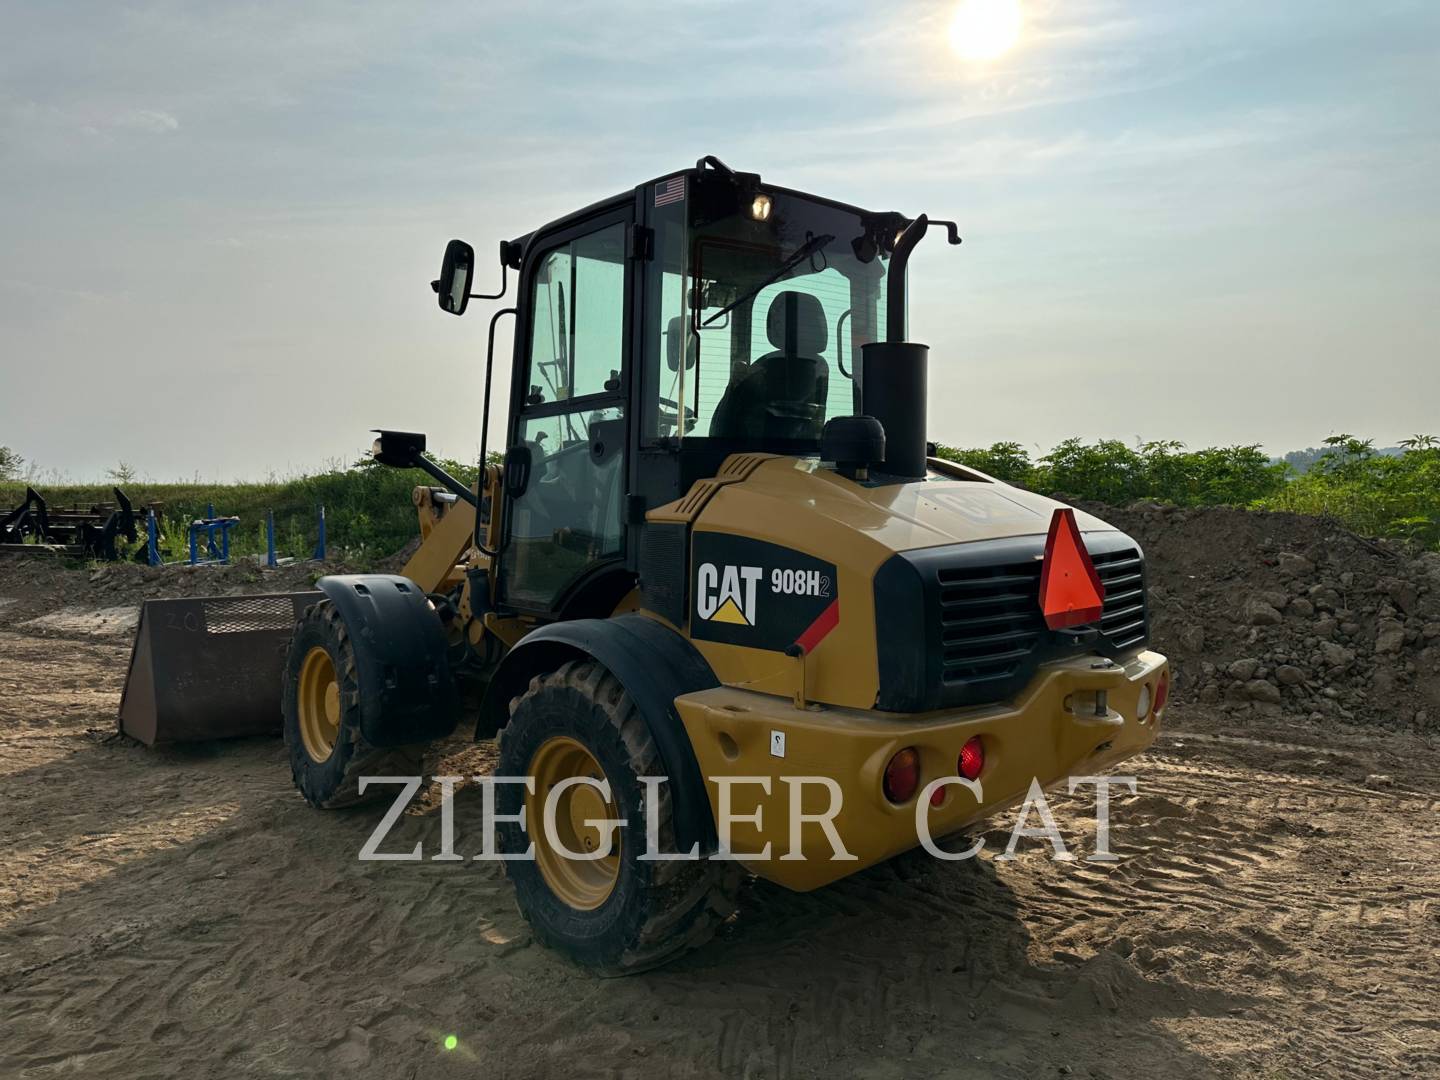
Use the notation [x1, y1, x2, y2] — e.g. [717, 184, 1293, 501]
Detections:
[938, 563, 1045, 686]
[875, 531, 1151, 711]
[935, 545, 1146, 687]
[1091, 548, 1147, 648]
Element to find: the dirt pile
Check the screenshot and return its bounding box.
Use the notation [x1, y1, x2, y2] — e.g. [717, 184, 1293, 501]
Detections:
[0, 557, 359, 632]
[1088, 502, 1440, 732]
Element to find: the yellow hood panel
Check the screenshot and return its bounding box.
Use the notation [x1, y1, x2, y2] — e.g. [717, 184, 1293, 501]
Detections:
[713, 456, 1116, 557]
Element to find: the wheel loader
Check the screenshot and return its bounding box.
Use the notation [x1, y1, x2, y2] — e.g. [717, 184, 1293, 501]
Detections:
[119, 156, 1169, 974]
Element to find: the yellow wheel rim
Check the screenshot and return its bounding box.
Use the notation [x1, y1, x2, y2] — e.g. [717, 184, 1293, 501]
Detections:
[526, 736, 621, 910]
[297, 645, 341, 763]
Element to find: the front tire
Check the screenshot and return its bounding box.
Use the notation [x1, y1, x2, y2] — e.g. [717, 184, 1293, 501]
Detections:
[282, 601, 424, 808]
[498, 660, 740, 975]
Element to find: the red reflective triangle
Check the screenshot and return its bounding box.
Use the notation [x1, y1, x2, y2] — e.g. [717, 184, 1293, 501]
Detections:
[1038, 508, 1105, 629]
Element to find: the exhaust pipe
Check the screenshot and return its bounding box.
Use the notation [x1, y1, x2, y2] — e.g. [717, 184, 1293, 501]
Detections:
[830, 212, 958, 481]
[860, 341, 928, 479]
[859, 213, 949, 479]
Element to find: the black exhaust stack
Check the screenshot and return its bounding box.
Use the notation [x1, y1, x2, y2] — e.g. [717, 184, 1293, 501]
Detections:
[861, 340, 928, 479]
[860, 213, 936, 480]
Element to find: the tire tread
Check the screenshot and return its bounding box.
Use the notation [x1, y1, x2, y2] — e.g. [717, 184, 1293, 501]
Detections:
[283, 602, 424, 810]
[501, 658, 741, 975]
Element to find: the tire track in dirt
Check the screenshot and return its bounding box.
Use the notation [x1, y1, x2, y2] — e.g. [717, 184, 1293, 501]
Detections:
[2, 618, 1438, 1078]
[992, 747, 1440, 1079]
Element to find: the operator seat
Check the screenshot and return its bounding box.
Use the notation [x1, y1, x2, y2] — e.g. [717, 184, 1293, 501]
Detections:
[708, 290, 830, 441]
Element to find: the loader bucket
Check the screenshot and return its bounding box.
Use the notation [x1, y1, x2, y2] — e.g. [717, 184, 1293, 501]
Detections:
[118, 592, 322, 745]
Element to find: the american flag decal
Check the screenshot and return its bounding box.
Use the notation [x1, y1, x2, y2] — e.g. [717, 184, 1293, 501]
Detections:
[654, 175, 686, 206]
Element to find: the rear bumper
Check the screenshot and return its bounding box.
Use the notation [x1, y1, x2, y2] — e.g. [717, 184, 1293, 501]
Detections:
[675, 649, 1168, 891]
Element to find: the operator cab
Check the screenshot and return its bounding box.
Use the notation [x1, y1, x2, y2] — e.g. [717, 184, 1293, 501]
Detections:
[642, 173, 902, 452]
[435, 157, 953, 619]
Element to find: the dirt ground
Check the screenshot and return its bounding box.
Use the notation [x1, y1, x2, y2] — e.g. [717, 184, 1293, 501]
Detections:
[2, 555, 1438, 1079]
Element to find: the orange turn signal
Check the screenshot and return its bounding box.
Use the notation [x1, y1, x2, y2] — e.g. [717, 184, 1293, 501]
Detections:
[883, 747, 920, 804]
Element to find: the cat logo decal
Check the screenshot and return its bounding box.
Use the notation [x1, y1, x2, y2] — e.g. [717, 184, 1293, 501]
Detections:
[695, 564, 762, 626]
[690, 534, 839, 652]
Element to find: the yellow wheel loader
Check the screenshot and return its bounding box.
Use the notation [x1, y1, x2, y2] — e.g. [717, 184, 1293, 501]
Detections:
[120, 157, 1169, 974]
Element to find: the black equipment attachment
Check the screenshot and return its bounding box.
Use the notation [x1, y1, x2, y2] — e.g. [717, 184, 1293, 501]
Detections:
[0, 486, 144, 561]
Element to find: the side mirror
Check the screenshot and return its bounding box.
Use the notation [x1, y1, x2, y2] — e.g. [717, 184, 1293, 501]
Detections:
[436, 239, 475, 316]
[665, 315, 696, 372]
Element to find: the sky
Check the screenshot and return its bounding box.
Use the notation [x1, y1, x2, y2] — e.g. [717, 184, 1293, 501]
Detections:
[2, 0, 1437, 481]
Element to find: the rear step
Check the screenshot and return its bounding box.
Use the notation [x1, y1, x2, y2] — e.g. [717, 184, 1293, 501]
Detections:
[119, 592, 322, 745]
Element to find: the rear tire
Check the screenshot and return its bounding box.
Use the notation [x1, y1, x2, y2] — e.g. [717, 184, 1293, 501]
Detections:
[498, 659, 741, 975]
[282, 601, 424, 808]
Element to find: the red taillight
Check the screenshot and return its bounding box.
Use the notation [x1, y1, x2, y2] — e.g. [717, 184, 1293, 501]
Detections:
[1153, 673, 1170, 715]
[884, 747, 920, 803]
[959, 736, 985, 781]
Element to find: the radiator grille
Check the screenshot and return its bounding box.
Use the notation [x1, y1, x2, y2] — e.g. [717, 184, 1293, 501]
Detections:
[935, 545, 1147, 687]
[938, 562, 1045, 687]
[1092, 548, 1147, 649]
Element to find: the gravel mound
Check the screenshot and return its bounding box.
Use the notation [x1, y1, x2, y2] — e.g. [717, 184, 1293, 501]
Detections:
[1086, 502, 1440, 732]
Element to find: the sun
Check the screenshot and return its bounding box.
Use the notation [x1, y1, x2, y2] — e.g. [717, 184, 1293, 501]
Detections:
[949, 0, 1023, 62]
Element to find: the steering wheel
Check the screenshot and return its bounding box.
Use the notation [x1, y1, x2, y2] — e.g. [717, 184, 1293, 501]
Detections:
[658, 395, 696, 420]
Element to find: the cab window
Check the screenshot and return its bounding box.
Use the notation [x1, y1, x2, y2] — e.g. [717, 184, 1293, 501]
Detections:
[526, 223, 626, 404]
[639, 190, 887, 449]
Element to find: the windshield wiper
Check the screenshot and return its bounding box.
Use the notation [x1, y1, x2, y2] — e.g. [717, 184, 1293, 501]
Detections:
[700, 232, 835, 328]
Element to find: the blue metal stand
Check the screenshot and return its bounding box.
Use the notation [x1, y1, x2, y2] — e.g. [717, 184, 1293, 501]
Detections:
[188, 512, 240, 565]
[206, 504, 222, 561]
[145, 509, 162, 567]
[313, 504, 326, 561]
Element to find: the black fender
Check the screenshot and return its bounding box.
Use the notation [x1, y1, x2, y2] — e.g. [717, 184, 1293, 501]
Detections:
[480, 614, 719, 853]
[316, 574, 461, 747]
[554, 561, 637, 621]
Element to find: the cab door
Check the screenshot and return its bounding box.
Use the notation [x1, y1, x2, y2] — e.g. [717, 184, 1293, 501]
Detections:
[499, 210, 632, 613]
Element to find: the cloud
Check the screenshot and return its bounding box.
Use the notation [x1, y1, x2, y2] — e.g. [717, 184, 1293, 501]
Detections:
[82, 107, 182, 138]
[111, 108, 179, 133]
[3, 99, 180, 143]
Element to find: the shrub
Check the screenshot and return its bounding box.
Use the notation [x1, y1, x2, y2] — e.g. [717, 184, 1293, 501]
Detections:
[932, 434, 1436, 549]
[1262, 435, 1440, 549]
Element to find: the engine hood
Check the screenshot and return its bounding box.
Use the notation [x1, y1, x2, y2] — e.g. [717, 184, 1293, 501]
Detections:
[708, 456, 1119, 557]
[669, 454, 1142, 714]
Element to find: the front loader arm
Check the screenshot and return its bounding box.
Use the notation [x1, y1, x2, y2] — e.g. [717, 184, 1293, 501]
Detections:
[399, 462, 503, 597]
[401, 485, 477, 594]
[369, 429, 505, 596]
